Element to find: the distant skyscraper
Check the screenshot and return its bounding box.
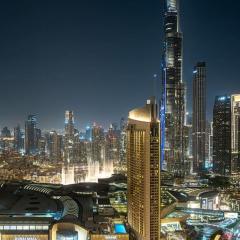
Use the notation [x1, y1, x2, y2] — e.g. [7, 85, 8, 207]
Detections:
[1, 127, 11, 138]
[231, 94, 240, 173]
[91, 123, 105, 165]
[213, 95, 240, 175]
[205, 120, 215, 170]
[213, 95, 231, 175]
[25, 115, 37, 155]
[85, 125, 92, 142]
[65, 111, 75, 136]
[78, 140, 91, 165]
[105, 124, 120, 172]
[205, 121, 212, 169]
[64, 110, 75, 163]
[35, 128, 42, 153]
[161, 0, 185, 176]
[192, 62, 206, 173]
[38, 136, 46, 156]
[127, 97, 161, 240]
[14, 125, 24, 152]
[49, 131, 63, 162]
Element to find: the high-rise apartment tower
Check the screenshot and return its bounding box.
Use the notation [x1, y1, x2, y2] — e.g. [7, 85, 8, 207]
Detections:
[127, 97, 161, 240]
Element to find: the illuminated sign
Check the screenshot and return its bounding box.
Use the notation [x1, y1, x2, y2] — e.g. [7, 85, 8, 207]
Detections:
[15, 238, 38, 240]
[105, 237, 117, 240]
[0, 235, 48, 240]
[91, 235, 129, 240]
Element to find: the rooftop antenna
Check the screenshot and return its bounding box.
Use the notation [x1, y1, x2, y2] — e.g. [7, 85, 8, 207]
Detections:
[177, 0, 181, 33]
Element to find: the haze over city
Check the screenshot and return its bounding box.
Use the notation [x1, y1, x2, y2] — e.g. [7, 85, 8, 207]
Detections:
[0, 0, 239, 129]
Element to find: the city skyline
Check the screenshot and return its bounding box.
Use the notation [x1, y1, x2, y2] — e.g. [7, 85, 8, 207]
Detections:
[0, 0, 240, 129]
[0, 1, 240, 239]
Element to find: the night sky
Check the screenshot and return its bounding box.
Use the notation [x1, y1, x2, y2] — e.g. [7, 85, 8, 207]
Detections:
[0, 0, 239, 130]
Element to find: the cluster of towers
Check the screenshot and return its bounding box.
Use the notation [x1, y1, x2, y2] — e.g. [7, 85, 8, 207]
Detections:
[63, 110, 126, 175]
[0, 110, 127, 180]
[126, 0, 240, 238]
[160, 0, 240, 177]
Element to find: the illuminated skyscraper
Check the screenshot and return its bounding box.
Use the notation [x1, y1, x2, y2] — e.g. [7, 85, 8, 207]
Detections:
[213, 94, 240, 175]
[213, 95, 231, 175]
[192, 62, 206, 173]
[91, 123, 105, 164]
[65, 111, 75, 137]
[105, 124, 120, 172]
[183, 124, 192, 175]
[35, 128, 42, 153]
[209, 122, 214, 168]
[38, 136, 46, 156]
[205, 121, 212, 169]
[64, 110, 75, 162]
[78, 140, 91, 165]
[161, 0, 185, 175]
[85, 125, 92, 142]
[127, 97, 161, 240]
[25, 115, 37, 155]
[49, 131, 63, 162]
[231, 94, 240, 173]
[14, 125, 24, 153]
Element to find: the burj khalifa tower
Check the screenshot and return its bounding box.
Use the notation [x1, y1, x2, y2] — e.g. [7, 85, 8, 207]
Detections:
[161, 0, 186, 176]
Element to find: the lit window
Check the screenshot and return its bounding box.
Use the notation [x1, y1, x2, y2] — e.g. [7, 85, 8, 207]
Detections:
[17, 226, 23, 230]
[36, 226, 42, 230]
[10, 225, 16, 230]
[30, 225, 35, 230]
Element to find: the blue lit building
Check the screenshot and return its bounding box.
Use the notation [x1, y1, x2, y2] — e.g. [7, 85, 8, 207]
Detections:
[85, 125, 92, 142]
